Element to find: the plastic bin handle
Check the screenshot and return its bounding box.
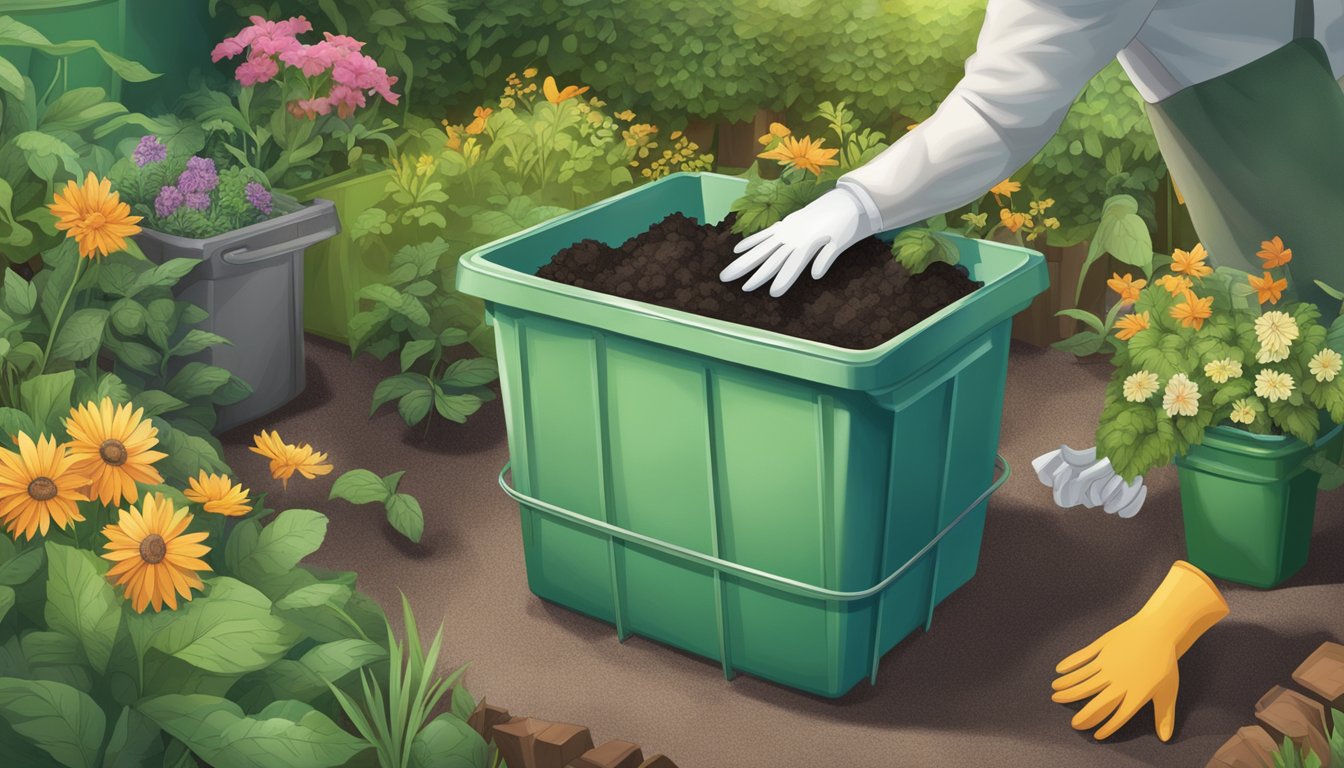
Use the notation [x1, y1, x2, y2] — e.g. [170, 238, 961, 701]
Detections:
[497, 454, 1010, 603]
[219, 227, 338, 265]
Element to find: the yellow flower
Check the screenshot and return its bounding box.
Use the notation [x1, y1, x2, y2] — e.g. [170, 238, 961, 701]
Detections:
[443, 124, 464, 151]
[989, 179, 1020, 203]
[522, 67, 538, 78]
[1029, 198, 1055, 215]
[1257, 236, 1293, 269]
[0, 433, 88, 540]
[1230, 399, 1257, 425]
[1042, 216, 1060, 230]
[465, 106, 492, 135]
[64, 398, 166, 507]
[1248, 271, 1288, 305]
[905, 121, 921, 132]
[49, 172, 142, 259]
[1122, 370, 1160, 402]
[414, 154, 436, 176]
[1156, 274, 1193, 295]
[1254, 311, 1299, 353]
[1254, 369, 1295, 403]
[1309, 349, 1343, 383]
[998, 208, 1032, 234]
[1203, 358, 1243, 384]
[183, 472, 252, 518]
[1114, 311, 1150, 341]
[542, 76, 589, 104]
[1162, 373, 1201, 417]
[1171, 291, 1213, 331]
[1257, 339, 1290, 365]
[250, 430, 333, 489]
[1170, 244, 1213, 278]
[1107, 273, 1147, 305]
[756, 135, 839, 176]
[101, 493, 210, 613]
[960, 212, 988, 229]
[756, 121, 791, 145]
[613, 109, 635, 121]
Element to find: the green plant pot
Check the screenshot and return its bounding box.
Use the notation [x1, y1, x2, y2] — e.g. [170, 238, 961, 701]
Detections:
[285, 169, 397, 343]
[1175, 422, 1344, 588]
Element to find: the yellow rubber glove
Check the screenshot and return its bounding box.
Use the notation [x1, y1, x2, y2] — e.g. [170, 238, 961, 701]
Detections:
[1050, 560, 1229, 741]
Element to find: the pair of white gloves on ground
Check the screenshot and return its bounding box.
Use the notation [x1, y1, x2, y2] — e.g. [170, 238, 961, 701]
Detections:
[1033, 446, 1147, 518]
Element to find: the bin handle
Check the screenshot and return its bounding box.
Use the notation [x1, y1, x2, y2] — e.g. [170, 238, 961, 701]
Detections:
[220, 227, 338, 265]
[497, 454, 1010, 603]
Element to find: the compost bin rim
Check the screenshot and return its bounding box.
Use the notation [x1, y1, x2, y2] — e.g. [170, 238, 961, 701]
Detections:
[133, 197, 337, 251]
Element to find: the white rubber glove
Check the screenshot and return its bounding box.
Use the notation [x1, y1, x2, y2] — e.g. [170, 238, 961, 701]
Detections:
[719, 186, 880, 297]
[1033, 445, 1147, 518]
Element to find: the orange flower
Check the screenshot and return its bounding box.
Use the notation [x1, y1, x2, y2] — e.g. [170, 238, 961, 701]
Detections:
[465, 106, 492, 135]
[756, 135, 840, 176]
[1248, 271, 1288, 305]
[998, 208, 1032, 234]
[1257, 236, 1293, 269]
[1155, 274, 1193, 295]
[1114, 311, 1150, 341]
[542, 76, 589, 104]
[989, 179, 1020, 203]
[1107, 273, 1147, 305]
[1170, 244, 1213, 278]
[1170, 290, 1214, 331]
[48, 172, 142, 259]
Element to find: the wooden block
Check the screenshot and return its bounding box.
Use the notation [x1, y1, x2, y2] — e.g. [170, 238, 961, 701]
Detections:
[637, 755, 679, 768]
[1255, 686, 1331, 766]
[1207, 726, 1279, 768]
[566, 740, 644, 768]
[492, 717, 552, 768]
[467, 700, 513, 742]
[1294, 642, 1344, 705]
[532, 723, 594, 768]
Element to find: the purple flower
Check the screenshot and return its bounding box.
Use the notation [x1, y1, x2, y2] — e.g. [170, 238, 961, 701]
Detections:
[133, 135, 166, 166]
[154, 185, 184, 218]
[245, 181, 273, 214]
[177, 156, 219, 194]
[184, 191, 211, 211]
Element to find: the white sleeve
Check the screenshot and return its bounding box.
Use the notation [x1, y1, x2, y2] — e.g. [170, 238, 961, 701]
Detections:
[838, 0, 1158, 231]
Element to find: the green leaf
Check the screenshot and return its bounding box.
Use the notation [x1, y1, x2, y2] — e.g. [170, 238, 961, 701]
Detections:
[449, 685, 474, 722]
[272, 583, 367, 642]
[0, 17, 158, 82]
[102, 706, 164, 768]
[433, 392, 483, 424]
[0, 546, 41, 586]
[170, 330, 231, 358]
[130, 259, 199, 297]
[3, 268, 36, 316]
[385, 493, 425, 543]
[39, 88, 128, 133]
[226, 509, 328, 580]
[1051, 331, 1105, 357]
[0, 677, 105, 768]
[400, 339, 437, 372]
[1079, 195, 1153, 302]
[149, 577, 300, 675]
[410, 713, 489, 768]
[52, 308, 109, 363]
[399, 389, 433, 425]
[0, 586, 12, 623]
[1054, 309, 1106, 335]
[371, 373, 429, 416]
[138, 694, 367, 768]
[0, 408, 38, 444]
[329, 470, 390, 506]
[166, 362, 231, 400]
[132, 389, 187, 418]
[359, 284, 430, 327]
[19, 371, 75, 435]
[440, 357, 498, 387]
[0, 56, 23, 99]
[104, 336, 161, 374]
[438, 327, 469, 347]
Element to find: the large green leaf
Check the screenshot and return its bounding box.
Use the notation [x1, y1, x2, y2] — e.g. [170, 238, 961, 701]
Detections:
[170, 330, 231, 358]
[138, 695, 368, 768]
[410, 714, 489, 768]
[400, 339, 437, 372]
[0, 17, 158, 83]
[272, 584, 367, 643]
[166, 362, 231, 401]
[255, 639, 386, 702]
[359, 284, 430, 327]
[432, 392, 483, 424]
[1078, 195, 1154, 303]
[371, 373, 429, 415]
[19, 370, 75, 435]
[44, 543, 122, 674]
[15, 131, 82, 181]
[440, 357, 498, 387]
[329, 470, 390, 506]
[3, 268, 36, 317]
[0, 586, 12, 623]
[225, 509, 328, 580]
[0, 544, 42, 586]
[52, 308, 109, 363]
[129, 259, 199, 297]
[385, 493, 424, 543]
[39, 88, 128, 133]
[149, 577, 300, 675]
[0, 677, 106, 768]
[102, 706, 164, 768]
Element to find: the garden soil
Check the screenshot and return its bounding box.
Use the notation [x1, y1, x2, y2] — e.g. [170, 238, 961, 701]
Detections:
[535, 213, 981, 349]
[223, 337, 1344, 768]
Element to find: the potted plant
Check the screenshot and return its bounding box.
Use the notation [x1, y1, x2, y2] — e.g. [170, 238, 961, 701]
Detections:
[1093, 237, 1344, 587]
[107, 137, 339, 432]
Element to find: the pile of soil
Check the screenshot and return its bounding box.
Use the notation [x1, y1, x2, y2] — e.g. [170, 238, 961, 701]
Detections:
[534, 213, 982, 349]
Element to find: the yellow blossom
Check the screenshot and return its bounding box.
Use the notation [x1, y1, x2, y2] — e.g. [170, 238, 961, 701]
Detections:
[1254, 369, 1295, 403]
[543, 76, 589, 104]
[1230, 399, 1257, 425]
[757, 135, 840, 176]
[989, 179, 1020, 203]
[1170, 244, 1213, 278]
[1309, 349, 1343, 383]
[1203, 358, 1243, 384]
[1162, 373, 1201, 417]
[1122, 371, 1160, 402]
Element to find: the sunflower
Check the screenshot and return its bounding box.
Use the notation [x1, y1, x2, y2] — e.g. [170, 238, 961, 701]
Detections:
[757, 135, 839, 176]
[250, 430, 333, 489]
[101, 493, 210, 613]
[0, 433, 89, 540]
[48, 172, 142, 259]
[1170, 244, 1213, 278]
[183, 471, 252, 517]
[64, 398, 165, 507]
[1248, 271, 1288, 305]
[542, 76, 589, 104]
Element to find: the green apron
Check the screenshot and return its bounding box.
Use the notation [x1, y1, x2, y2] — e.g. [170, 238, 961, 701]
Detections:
[1144, 0, 1344, 309]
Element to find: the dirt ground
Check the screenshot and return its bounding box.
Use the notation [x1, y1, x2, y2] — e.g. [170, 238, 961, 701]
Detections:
[221, 336, 1344, 768]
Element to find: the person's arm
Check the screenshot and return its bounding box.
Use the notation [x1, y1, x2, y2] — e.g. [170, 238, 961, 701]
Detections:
[839, 0, 1158, 230]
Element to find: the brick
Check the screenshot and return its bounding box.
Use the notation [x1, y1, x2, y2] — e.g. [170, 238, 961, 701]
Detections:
[1294, 642, 1344, 706]
[493, 717, 552, 768]
[468, 700, 514, 743]
[532, 723, 595, 768]
[1255, 686, 1331, 767]
[1206, 725, 1279, 768]
[638, 756, 679, 768]
[567, 740, 645, 768]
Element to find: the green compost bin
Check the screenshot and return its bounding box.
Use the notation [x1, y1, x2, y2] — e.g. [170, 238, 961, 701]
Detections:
[456, 173, 1048, 697]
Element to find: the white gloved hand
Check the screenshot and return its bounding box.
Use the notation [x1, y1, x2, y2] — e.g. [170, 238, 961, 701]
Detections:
[719, 186, 879, 297]
[1033, 445, 1147, 518]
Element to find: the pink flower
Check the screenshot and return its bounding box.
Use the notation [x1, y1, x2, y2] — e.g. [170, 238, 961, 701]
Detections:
[331, 53, 399, 106]
[279, 40, 348, 77]
[287, 97, 332, 119]
[211, 38, 247, 61]
[235, 53, 279, 86]
[327, 84, 366, 119]
[322, 32, 365, 52]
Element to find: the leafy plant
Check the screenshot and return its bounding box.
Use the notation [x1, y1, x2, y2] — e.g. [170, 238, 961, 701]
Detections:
[1269, 708, 1344, 768]
[329, 469, 426, 544]
[331, 595, 489, 768]
[349, 240, 499, 432]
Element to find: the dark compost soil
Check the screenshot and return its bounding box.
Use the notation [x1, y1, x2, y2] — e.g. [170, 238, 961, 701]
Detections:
[534, 213, 982, 349]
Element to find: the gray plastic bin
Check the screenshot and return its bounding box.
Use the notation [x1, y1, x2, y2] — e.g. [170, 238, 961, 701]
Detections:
[133, 197, 340, 433]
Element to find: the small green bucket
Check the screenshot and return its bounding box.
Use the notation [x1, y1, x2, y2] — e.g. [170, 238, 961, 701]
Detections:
[1175, 422, 1343, 588]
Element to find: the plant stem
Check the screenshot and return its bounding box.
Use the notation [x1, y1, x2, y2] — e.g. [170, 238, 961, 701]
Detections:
[39, 257, 86, 375]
